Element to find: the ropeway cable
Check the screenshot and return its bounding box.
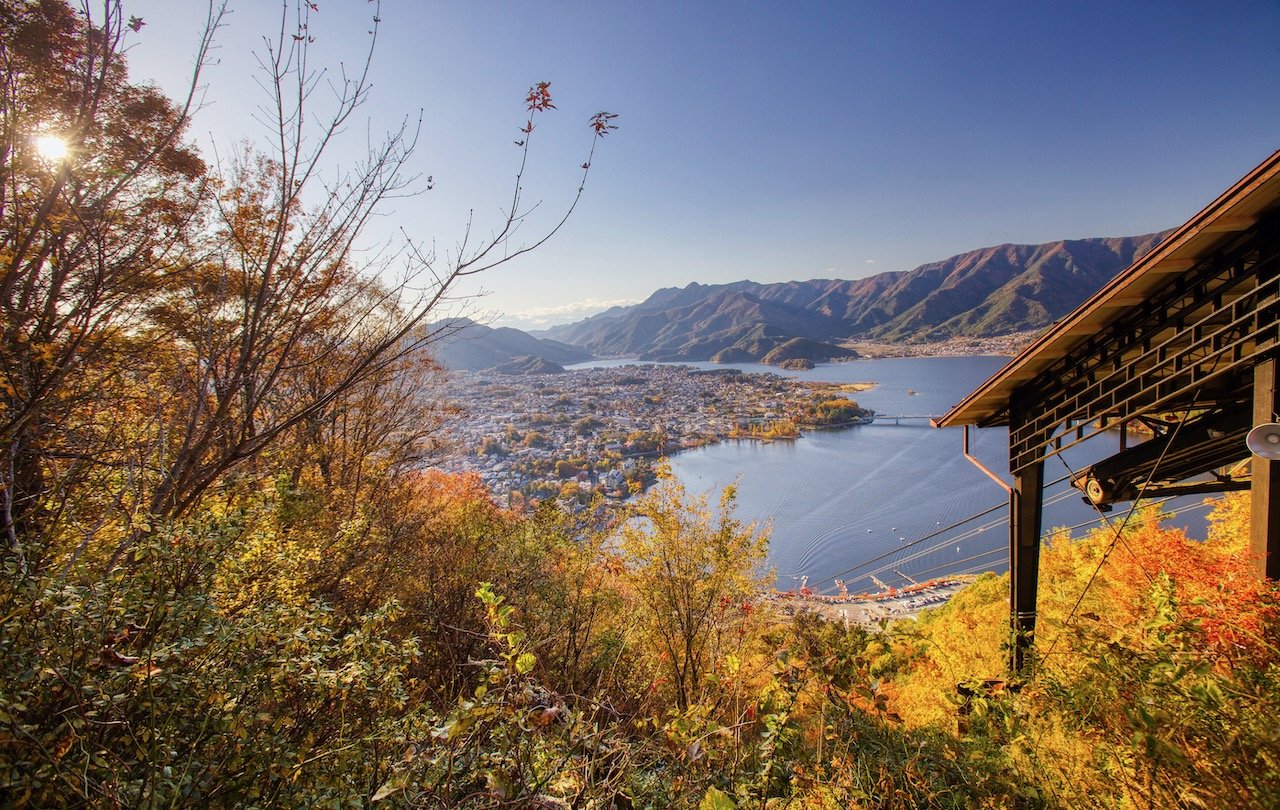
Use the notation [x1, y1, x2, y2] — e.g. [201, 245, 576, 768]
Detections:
[801, 447, 1210, 596]
[807, 482, 1083, 593]
[801, 502, 1004, 592]
[888, 497, 1215, 590]
[808, 492, 1216, 597]
[1037, 388, 1207, 667]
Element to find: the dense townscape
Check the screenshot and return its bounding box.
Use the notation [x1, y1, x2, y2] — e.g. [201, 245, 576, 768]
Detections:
[845, 331, 1034, 358]
[435, 364, 874, 505]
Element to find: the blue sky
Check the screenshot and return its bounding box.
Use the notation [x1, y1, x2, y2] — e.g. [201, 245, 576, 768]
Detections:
[124, 1, 1280, 330]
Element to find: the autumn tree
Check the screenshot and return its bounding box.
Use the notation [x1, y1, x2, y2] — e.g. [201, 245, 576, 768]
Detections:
[0, 0, 616, 575]
[126, 6, 614, 549]
[0, 0, 215, 566]
[617, 463, 769, 710]
[0, 0, 617, 803]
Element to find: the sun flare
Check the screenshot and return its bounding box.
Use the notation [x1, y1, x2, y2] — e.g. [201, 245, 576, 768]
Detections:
[34, 132, 69, 162]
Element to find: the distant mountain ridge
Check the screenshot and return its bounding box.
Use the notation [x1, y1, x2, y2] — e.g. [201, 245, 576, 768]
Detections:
[430, 319, 592, 372]
[541, 233, 1170, 360]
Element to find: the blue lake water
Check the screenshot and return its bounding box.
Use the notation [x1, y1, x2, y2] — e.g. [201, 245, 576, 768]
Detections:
[569, 356, 1214, 594]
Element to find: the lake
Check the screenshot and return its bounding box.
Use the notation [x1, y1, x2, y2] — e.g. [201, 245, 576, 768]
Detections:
[572, 356, 1214, 595]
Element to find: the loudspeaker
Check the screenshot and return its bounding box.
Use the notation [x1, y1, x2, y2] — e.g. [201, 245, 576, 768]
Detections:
[1246, 422, 1280, 460]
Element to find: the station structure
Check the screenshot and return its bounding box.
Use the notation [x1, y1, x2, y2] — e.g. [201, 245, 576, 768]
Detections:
[935, 150, 1280, 672]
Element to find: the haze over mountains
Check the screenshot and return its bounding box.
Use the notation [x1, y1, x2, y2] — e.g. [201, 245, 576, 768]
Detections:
[429, 320, 592, 372]
[435, 232, 1169, 370]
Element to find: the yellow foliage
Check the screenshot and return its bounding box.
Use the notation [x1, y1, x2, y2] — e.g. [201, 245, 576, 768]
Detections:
[886, 572, 1009, 728]
[616, 462, 771, 711]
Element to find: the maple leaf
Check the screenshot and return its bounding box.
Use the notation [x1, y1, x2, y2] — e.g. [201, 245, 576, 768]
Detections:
[525, 81, 555, 113]
[127, 15, 145, 32]
[589, 111, 619, 136]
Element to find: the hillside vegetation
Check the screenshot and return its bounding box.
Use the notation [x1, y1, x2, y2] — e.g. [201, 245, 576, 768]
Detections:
[9, 428, 1278, 808]
[3, 3, 1277, 807]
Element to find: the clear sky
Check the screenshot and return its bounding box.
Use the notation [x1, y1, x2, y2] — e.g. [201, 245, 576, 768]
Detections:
[123, 1, 1280, 331]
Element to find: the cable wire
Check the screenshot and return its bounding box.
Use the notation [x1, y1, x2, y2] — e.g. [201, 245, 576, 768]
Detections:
[806, 465, 1092, 592]
[810, 483, 1083, 593]
[1056, 451, 1158, 586]
[1038, 392, 1203, 666]
[804, 417, 1221, 598]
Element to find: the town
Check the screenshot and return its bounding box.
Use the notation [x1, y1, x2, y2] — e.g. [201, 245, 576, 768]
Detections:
[433, 363, 874, 507]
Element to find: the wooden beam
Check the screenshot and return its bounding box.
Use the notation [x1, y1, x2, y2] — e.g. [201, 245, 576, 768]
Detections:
[1062, 325, 1096, 336]
[1251, 359, 1280, 579]
[1009, 459, 1044, 674]
[1148, 258, 1198, 274]
[1201, 215, 1258, 234]
[1098, 296, 1149, 308]
[1004, 370, 1039, 382]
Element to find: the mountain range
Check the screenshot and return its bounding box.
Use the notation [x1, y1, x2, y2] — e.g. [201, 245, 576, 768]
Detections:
[432, 232, 1170, 370]
[538, 232, 1169, 361]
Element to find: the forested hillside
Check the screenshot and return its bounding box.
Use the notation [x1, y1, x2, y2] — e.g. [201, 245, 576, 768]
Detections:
[2, 3, 1277, 808]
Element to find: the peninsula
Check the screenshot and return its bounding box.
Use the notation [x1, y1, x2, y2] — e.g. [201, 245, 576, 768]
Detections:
[436, 364, 873, 504]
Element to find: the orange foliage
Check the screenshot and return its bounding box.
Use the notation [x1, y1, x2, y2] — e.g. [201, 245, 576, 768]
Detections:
[1098, 497, 1280, 667]
[410, 468, 503, 517]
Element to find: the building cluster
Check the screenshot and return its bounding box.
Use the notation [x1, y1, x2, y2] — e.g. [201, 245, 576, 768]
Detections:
[845, 332, 1030, 358]
[432, 364, 865, 506]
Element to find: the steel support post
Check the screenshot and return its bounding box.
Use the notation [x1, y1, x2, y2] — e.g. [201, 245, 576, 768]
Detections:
[1009, 460, 1044, 674]
[1251, 358, 1280, 579]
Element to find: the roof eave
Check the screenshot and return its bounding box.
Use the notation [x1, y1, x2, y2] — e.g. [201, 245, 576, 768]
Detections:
[933, 149, 1280, 430]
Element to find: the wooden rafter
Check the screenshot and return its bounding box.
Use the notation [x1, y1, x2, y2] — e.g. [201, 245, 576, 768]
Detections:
[1008, 226, 1280, 473]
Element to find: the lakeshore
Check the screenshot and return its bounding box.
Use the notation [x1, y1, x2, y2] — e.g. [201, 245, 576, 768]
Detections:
[842, 331, 1035, 358]
[436, 363, 876, 504]
[438, 354, 1206, 605]
[437, 355, 1036, 597]
[771, 576, 977, 628]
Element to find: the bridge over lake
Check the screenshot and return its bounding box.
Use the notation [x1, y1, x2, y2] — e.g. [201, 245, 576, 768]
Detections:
[870, 415, 938, 425]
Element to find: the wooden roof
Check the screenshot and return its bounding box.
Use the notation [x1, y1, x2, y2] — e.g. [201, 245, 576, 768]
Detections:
[935, 149, 1280, 429]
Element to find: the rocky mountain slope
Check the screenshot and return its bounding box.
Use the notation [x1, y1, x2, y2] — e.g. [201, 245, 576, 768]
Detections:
[542, 233, 1169, 360]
